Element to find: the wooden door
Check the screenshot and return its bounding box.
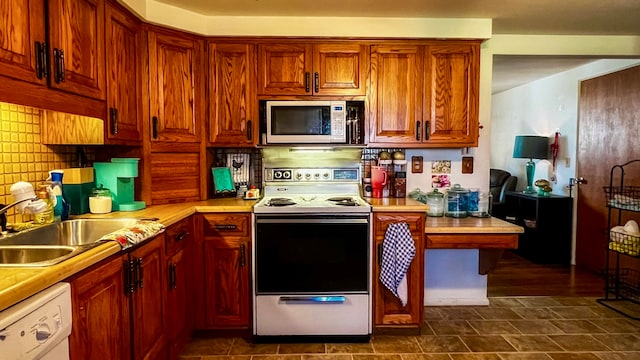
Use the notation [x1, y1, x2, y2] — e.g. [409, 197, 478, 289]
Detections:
[208, 42, 257, 146]
[373, 212, 425, 330]
[148, 29, 202, 143]
[0, 0, 46, 85]
[424, 43, 479, 147]
[312, 43, 369, 96]
[47, 0, 105, 100]
[576, 65, 640, 273]
[369, 44, 423, 146]
[104, 1, 141, 144]
[257, 43, 311, 95]
[69, 255, 130, 360]
[203, 236, 250, 328]
[166, 247, 189, 359]
[131, 235, 167, 360]
[149, 152, 201, 204]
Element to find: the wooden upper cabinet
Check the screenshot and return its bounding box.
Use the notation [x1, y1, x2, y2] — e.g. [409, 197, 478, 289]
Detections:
[0, 0, 46, 85]
[104, 0, 141, 144]
[369, 41, 480, 148]
[258, 42, 368, 96]
[369, 44, 423, 145]
[424, 43, 480, 147]
[47, 0, 106, 100]
[208, 42, 257, 146]
[148, 28, 203, 143]
[313, 43, 369, 96]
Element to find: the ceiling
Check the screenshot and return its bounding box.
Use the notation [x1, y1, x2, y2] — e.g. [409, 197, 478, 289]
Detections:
[156, 0, 640, 93]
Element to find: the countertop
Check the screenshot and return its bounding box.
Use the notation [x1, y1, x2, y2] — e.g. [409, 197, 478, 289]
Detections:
[0, 197, 522, 312]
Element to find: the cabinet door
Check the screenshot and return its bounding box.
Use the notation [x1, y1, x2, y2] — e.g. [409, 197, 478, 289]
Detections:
[423, 43, 479, 147]
[104, 1, 142, 144]
[208, 42, 257, 146]
[47, 0, 105, 100]
[258, 43, 312, 95]
[148, 29, 202, 143]
[0, 0, 46, 85]
[369, 44, 423, 145]
[313, 43, 369, 96]
[69, 254, 130, 360]
[166, 247, 190, 359]
[373, 212, 425, 329]
[131, 235, 167, 360]
[203, 236, 250, 328]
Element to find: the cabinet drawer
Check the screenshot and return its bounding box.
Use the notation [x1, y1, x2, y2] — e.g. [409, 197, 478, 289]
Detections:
[165, 217, 192, 255]
[426, 234, 518, 249]
[202, 213, 251, 237]
[373, 213, 424, 238]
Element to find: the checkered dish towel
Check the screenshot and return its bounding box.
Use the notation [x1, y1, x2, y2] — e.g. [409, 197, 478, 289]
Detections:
[379, 222, 416, 306]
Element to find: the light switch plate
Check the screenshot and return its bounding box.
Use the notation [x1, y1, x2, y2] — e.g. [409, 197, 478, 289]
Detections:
[462, 156, 474, 174]
[411, 156, 423, 173]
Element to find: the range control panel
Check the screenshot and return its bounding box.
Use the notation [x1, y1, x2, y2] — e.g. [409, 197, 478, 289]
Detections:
[264, 168, 360, 182]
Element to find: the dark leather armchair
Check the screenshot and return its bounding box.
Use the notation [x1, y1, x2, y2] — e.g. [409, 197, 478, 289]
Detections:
[489, 169, 517, 218]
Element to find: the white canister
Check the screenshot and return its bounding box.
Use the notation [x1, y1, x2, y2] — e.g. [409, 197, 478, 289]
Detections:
[89, 186, 112, 214]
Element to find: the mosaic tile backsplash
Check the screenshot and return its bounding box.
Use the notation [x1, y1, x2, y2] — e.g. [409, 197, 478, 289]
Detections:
[0, 102, 91, 225]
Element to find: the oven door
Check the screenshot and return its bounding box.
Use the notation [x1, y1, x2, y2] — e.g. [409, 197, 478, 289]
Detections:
[253, 214, 371, 336]
[254, 214, 370, 294]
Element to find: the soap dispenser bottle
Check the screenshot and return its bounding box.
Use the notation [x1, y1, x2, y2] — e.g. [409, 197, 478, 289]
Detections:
[48, 170, 70, 221]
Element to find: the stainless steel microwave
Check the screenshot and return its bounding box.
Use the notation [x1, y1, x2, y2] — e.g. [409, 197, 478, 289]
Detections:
[265, 100, 346, 144]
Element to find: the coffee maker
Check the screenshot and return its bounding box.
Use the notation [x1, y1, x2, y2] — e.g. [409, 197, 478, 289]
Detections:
[93, 158, 145, 211]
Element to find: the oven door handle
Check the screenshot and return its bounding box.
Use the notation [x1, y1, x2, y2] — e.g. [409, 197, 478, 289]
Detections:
[279, 296, 346, 304]
[257, 219, 368, 224]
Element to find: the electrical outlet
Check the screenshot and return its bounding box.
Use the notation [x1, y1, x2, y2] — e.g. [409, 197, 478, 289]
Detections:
[411, 156, 423, 173]
[565, 157, 570, 167]
[462, 156, 474, 174]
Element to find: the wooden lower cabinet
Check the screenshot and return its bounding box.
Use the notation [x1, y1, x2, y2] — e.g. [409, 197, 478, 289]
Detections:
[372, 212, 425, 332]
[68, 234, 167, 360]
[197, 213, 251, 329]
[69, 253, 131, 360]
[131, 235, 167, 360]
[164, 217, 195, 359]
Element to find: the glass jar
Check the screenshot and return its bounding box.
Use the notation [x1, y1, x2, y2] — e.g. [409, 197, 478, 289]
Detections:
[446, 184, 469, 218]
[89, 185, 112, 214]
[426, 189, 445, 217]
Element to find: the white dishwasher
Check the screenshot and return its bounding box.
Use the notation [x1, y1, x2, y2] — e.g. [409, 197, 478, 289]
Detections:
[0, 283, 72, 360]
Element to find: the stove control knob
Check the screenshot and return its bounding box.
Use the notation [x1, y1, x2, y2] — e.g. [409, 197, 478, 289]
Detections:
[304, 173, 311, 180]
[314, 173, 320, 179]
[323, 172, 330, 179]
[274, 171, 282, 179]
[282, 171, 291, 179]
[295, 172, 302, 180]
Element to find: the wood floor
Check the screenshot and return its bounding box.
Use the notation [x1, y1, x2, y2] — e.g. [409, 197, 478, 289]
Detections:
[488, 250, 606, 297]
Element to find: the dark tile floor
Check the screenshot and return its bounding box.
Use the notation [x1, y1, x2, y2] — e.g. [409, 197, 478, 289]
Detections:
[180, 296, 640, 360]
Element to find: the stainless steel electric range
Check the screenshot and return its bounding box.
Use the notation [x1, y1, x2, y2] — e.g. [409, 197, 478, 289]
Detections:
[252, 148, 372, 341]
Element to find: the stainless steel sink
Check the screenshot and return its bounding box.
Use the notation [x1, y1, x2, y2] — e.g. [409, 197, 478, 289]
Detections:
[0, 245, 83, 267]
[0, 218, 142, 267]
[2, 218, 140, 246]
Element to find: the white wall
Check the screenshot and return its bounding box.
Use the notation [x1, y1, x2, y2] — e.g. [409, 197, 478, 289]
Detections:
[491, 59, 640, 195]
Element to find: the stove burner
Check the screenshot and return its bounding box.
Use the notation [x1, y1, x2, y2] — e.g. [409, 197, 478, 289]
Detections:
[327, 197, 359, 207]
[267, 198, 297, 207]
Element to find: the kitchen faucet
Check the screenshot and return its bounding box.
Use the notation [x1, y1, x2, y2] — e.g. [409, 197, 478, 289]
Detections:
[0, 197, 41, 233]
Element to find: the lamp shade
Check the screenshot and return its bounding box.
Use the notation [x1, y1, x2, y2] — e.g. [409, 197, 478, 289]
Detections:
[513, 135, 549, 160]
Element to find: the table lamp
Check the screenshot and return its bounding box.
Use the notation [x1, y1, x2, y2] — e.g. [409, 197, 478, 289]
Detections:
[513, 135, 549, 194]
